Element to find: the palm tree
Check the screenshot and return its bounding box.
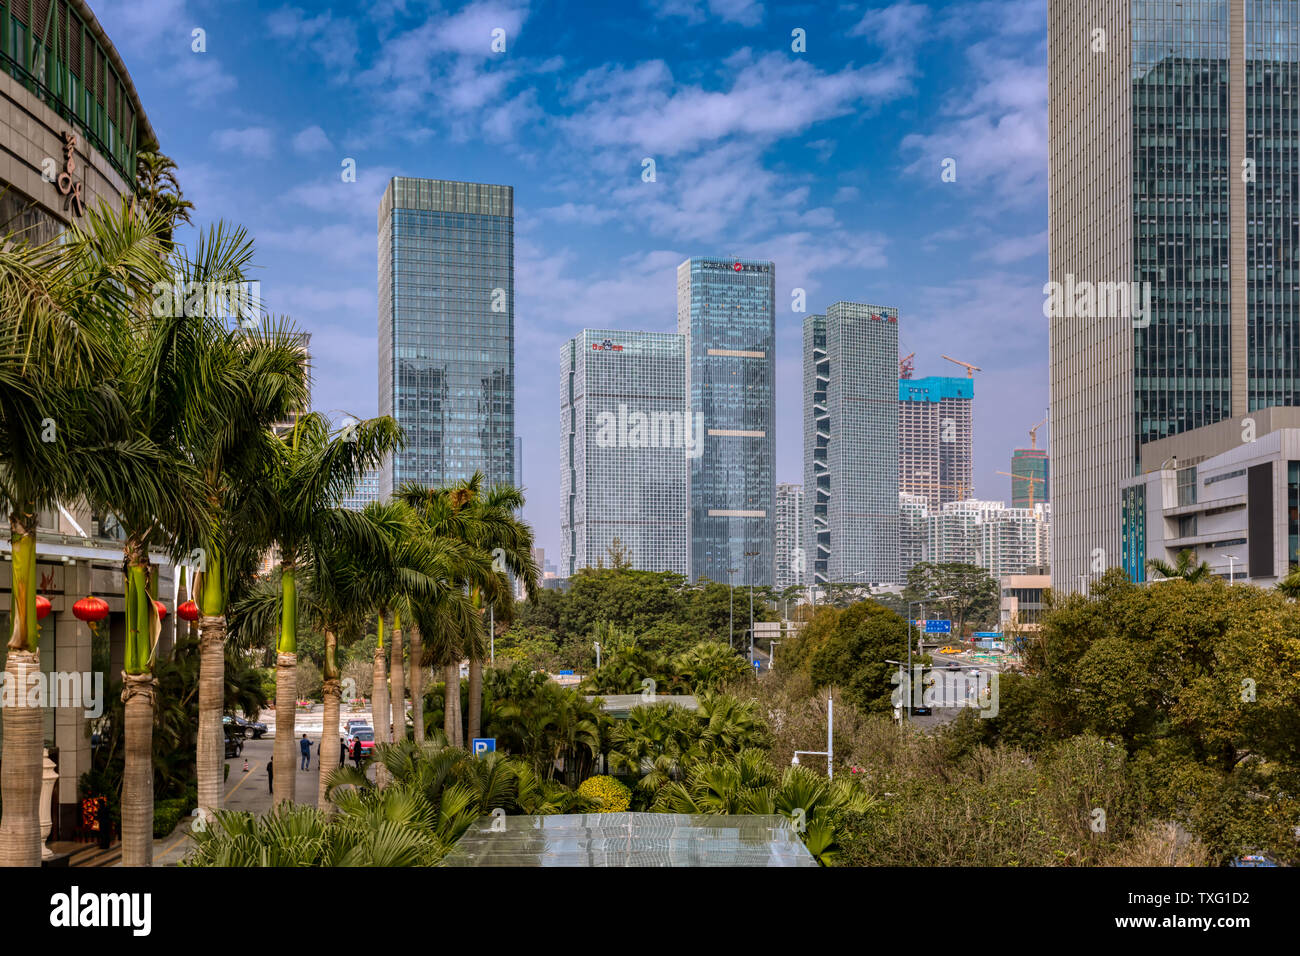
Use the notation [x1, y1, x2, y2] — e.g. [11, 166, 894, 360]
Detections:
[395, 472, 540, 746]
[249, 411, 401, 805]
[1146, 549, 1213, 582]
[174, 227, 309, 820]
[1276, 564, 1300, 600]
[134, 141, 193, 244]
[0, 200, 173, 865]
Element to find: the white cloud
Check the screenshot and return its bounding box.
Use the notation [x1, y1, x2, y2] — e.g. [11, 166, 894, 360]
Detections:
[292, 125, 334, 154]
[850, 1, 930, 46]
[212, 126, 275, 159]
[652, 0, 765, 27]
[975, 229, 1047, 264]
[266, 6, 360, 72]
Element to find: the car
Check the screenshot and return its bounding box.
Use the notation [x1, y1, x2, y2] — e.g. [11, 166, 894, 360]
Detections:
[342, 719, 370, 737]
[223, 732, 243, 758]
[340, 727, 375, 764]
[224, 714, 269, 739]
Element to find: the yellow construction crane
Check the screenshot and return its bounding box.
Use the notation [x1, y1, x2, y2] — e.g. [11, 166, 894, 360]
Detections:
[997, 470, 1045, 509]
[1029, 418, 1046, 450]
[941, 354, 982, 378]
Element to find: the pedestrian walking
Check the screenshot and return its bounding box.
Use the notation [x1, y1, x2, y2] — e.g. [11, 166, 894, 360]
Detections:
[266, 759, 273, 794]
[351, 737, 363, 769]
[299, 733, 312, 770]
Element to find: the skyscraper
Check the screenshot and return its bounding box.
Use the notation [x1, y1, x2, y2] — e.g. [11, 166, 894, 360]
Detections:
[378, 177, 514, 499]
[560, 329, 689, 577]
[1048, 1, 1300, 592]
[774, 483, 805, 590]
[677, 257, 775, 587]
[803, 302, 900, 588]
[899, 376, 975, 511]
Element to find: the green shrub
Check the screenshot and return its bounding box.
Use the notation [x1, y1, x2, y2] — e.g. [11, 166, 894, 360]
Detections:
[153, 798, 187, 839]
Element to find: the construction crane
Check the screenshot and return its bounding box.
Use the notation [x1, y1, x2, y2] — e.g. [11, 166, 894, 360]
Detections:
[941, 354, 982, 378]
[1028, 418, 1046, 450]
[899, 352, 915, 380]
[997, 470, 1045, 509]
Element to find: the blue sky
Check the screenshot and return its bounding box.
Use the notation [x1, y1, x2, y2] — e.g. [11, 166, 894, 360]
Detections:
[94, 0, 1049, 559]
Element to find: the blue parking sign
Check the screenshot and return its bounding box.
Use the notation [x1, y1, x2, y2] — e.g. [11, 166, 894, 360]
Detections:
[472, 738, 496, 756]
[924, 620, 952, 634]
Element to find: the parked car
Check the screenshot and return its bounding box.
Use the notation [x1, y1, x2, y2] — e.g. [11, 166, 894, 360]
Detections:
[342, 719, 370, 737]
[340, 727, 375, 764]
[223, 732, 243, 758]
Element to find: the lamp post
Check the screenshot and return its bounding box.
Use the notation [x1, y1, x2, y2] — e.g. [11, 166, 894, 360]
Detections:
[744, 551, 760, 664]
[905, 594, 954, 722]
[1225, 553, 1239, 585]
[791, 694, 834, 779]
[726, 568, 738, 649]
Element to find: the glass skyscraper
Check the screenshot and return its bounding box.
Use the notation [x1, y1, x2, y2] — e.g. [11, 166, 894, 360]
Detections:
[560, 330, 688, 576]
[677, 257, 775, 587]
[802, 303, 900, 587]
[1048, 0, 1300, 592]
[378, 177, 515, 498]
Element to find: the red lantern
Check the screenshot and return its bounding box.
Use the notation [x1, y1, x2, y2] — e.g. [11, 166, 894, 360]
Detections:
[178, 600, 199, 622]
[153, 600, 167, 620]
[35, 595, 51, 620]
[72, 596, 109, 623]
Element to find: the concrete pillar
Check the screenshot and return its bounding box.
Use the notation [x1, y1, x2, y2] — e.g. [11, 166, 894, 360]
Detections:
[53, 561, 94, 838]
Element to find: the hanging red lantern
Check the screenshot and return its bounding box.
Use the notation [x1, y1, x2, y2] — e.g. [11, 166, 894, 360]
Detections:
[35, 595, 51, 620]
[153, 600, 167, 620]
[72, 596, 109, 623]
[177, 600, 199, 622]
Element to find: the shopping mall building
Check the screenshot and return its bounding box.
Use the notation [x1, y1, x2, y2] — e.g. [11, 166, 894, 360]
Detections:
[0, 0, 179, 848]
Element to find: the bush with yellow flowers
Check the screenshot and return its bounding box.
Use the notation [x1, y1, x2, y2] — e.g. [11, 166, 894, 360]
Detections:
[576, 775, 632, 812]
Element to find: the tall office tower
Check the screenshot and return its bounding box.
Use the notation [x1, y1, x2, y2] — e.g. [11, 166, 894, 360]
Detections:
[802, 303, 900, 588]
[677, 257, 775, 587]
[378, 177, 515, 499]
[560, 330, 689, 577]
[1010, 447, 1050, 508]
[927, 499, 1006, 567]
[774, 483, 805, 590]
[1048, 1, 1300, 593]
[899, 491, 931, 579]
[898, 376, 975, 510]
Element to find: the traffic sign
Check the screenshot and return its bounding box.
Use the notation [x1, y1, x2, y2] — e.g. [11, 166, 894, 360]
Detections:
[558, 670, 574, 676]
[752, 659, 761, 671]
[472, 738, 496, 756]
[923, 620, 952, 633]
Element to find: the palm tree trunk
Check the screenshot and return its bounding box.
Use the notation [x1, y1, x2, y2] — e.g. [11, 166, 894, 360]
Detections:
[273, 651, 296, 805]
[319, 627, 340, 813]
[371, 645, 389, 788]
[0, 650, 42, 866]
[319, 676, 340, 813]
[196, 615, 226, 818]
[443, 661, 459, 745]
[121, 672, 156, 866]
[409, 626, 424, 744]
[390, 624, 405, 744]
[467, 657, 483, 746]
[0, 511, 40, 866]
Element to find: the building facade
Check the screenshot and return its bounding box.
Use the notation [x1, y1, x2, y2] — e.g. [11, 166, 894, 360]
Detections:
[1048, 0, 1300, 593]
[677, 257, 775, 587]
[927, 499, 1051, 578]
[0, 0, 173, 841]
[378, 177, 514, 499]
[341, 469, 381, 512]
[898, 491, 931, 580]
[774, 482, 804, 590]
[899, 376, 975, 510]
[803, 302, 899, 587]
[560, 329, 689, 577]
[1010, 447, 1050, 508]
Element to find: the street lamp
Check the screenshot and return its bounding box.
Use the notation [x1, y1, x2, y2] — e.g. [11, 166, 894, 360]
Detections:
[791, 694, 834, 779]
[744, 551, 761, 664]
[726, 568, 738, 649]
[1224, 553, 1239, 585]
[906, 594, 954, 723]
